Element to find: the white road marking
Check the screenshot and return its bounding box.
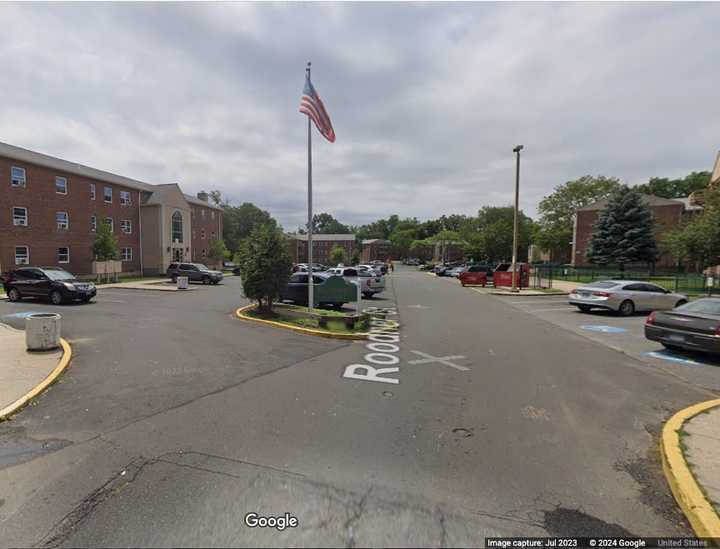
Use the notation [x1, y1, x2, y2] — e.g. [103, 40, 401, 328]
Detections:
[408, 350, 469, 371]
[507, 299, 569, 304]
[523, 307, 576, 313]
[407, 304, 430, 309]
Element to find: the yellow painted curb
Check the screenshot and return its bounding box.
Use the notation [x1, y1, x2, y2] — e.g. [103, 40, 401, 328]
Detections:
[660, 398, 720, 539]
[0, 338, 72, 421]
[235, 305, 368, 340]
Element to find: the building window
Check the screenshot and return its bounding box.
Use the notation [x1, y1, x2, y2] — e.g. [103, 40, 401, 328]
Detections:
[120, 190, 131, 206]
[211, 210, 215, 220]
[91, 215, 97, 232]
[121, 219, 132, 234]
[104, 217, 114, 232]
[202, 249, 207, 258]
[191, 208, 196, 219]
[56, 211, 69, 230]
[13, 207, 28, 226]
[211, 232, 216, 239]
[15, 246, 29, 265]
[55, 176, 68, 194]
[90, 183, 96, 200]
[11, 166, 26, 187]
[121, 247, 133, 261]
[201, 229, 206, 239]
[171, 211, 183, 243]
[57, 247, 70, 264]
[192, 230, 196, 240]
[104, 186, 112, 203]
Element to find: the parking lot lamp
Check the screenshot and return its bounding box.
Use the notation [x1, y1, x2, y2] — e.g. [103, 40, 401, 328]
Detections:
[511, 145, 523, 293]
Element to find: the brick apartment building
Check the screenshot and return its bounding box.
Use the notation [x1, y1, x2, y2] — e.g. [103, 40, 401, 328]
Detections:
[361, 239, 393, 262]
[286, 233, 356, 265]
[0, 142, 222, 276]
[571, 194, 702, 268]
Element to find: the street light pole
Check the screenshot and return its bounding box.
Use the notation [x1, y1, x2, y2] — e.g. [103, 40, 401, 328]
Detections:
[511, 145, 523, 293]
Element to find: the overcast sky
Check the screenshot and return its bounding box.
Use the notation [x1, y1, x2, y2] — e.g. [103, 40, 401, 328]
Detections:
[1, 2, 718, 229]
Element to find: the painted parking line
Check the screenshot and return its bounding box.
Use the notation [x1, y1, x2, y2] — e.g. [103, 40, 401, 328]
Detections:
[507, 299, 569, 305]
[643, 351, 706, 367]
[580, 325, 628, 334]
[523, 307, 576, 313]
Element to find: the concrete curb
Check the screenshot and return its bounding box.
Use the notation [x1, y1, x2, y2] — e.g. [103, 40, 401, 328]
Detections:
[235, 304, 368, 341]
[0, 338, 72, 421]
[660, 398, 720, 539]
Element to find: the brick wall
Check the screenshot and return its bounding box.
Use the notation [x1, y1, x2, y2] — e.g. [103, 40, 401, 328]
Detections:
[0, 156, 141, 275]
[190, 203, 223, 266]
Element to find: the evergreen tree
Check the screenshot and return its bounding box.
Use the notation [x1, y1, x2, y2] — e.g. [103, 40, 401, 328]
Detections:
[586, 186, 657, 270]
[237, 224, 293, 313]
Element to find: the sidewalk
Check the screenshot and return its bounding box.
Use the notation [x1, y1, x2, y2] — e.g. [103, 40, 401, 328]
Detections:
[0, 323, 69, 420]
[682, 405, 720, 517]
[96, 278, 199, 291]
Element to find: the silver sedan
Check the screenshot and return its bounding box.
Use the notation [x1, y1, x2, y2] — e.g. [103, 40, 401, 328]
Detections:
[568, 280, 688, 316]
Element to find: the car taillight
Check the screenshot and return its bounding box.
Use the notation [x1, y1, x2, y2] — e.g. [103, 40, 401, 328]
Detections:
[592, 291, 611, 297]
[715, 325, 720, 336]
[646, 311, 656, 325]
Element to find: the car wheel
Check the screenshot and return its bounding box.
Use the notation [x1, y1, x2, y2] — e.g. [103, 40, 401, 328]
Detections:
[202, 276, 210, 285]
[362, 292, 373, 299]
[675, 299, 688, 308]
[50, 290, 63, 305]
[7, 288, 21, 302]
[577, 305, 592, 312]
[171, 274, 178, 283]
[618, 300, 635, 316]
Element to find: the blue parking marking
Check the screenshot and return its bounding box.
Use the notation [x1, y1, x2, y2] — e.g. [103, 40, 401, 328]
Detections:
[2, 311, 43, 319]
[580, 325, 628, 334]
[643, 351, 705, 367]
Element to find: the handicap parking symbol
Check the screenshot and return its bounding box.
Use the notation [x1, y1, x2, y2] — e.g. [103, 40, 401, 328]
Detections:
[580, 325, 627, 334]
[643, 351, 703, 367]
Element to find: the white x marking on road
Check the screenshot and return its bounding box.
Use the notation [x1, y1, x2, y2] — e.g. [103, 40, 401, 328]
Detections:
[408, 350, 469, 371]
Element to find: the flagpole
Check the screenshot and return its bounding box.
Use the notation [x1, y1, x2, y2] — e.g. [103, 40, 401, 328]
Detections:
[306, 61, 314, 312]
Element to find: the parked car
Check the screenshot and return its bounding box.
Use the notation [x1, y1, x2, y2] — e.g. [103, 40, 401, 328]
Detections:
[2, 266, 96, 304]
[357, 264, 383, 276]
[371, 260, 389, 274]
[167, 263, 224, 284]
[447, 265, 467, 278]
[569, 280, 688, 316]
[327, 266, 385, 298]
[293, 263, 327, 273]
[279, 273, 355, 308]
[645, 298, 720, 355]
[458, 265, 494, 286]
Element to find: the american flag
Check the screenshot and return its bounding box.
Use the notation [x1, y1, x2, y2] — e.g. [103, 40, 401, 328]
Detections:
[299, 73, 336, 143]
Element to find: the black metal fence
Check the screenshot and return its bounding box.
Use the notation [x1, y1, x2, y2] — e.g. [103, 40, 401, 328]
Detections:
[530, 265, 718, 295]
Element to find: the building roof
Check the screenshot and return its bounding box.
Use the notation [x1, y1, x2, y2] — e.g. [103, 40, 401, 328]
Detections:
[577, 193, 685, 211]
[287, 233, 356, 241]
[0, 141, 221, 210]
[674, 197, 704, 212]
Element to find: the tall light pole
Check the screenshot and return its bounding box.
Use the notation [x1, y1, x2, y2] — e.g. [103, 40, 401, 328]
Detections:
[511, 145, 523, 293]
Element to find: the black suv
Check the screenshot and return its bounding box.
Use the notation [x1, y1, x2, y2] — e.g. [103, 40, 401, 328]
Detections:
[2, 267, 97, 304]
[167, 263, 223, 284]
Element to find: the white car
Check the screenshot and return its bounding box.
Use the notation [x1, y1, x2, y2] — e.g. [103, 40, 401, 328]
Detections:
[327, 266, 385, 298]
[569, 280, 688, 316]
[358, 264, 383, 276]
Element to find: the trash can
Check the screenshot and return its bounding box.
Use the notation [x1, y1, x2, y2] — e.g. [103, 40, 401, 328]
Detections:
[26, 313, 61, 351]
[177, 276, 189, 290]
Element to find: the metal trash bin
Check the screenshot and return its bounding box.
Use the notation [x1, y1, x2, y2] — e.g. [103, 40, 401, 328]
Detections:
[177, 276, 189, 290]
[26, 313, 61, 351]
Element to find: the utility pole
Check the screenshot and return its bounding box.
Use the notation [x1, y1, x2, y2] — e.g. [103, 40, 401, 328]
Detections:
[511, 145, 523, 293]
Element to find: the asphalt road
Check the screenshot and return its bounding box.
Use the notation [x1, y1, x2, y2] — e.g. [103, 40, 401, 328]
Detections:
[0, 267, 715, 547]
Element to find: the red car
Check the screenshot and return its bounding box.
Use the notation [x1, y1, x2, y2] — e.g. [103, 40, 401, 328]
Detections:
[458, 265, 493, 287]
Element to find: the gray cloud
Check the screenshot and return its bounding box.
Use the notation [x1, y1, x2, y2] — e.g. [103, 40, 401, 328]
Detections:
[0, 2, 718, 230]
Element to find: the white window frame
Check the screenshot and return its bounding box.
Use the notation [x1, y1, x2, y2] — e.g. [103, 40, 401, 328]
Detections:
[91, 215, 97, 232]
[121, 247, 133, 261]
[56, 211, 69, 230]
[121, 219, 132, 234]
[119, 190, 131, 206]
[211, 210, 215, 220]
[57, 247, 70, 264]
[13, 206, 28, 226]
[14, 245, 29, 265]
[55, 176, 68, 195]
[104, 186, 112, 203]
[90, 183, 96, 200]
[201, 209, 206, 219]
[11, 166, 26, 187]
[104, 217, 114, 232]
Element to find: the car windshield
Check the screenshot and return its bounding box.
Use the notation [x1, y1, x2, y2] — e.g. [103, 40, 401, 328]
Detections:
[193, 264, 210, 271]
[42, 269, 75, 281]
[675, 299, 720, 315]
